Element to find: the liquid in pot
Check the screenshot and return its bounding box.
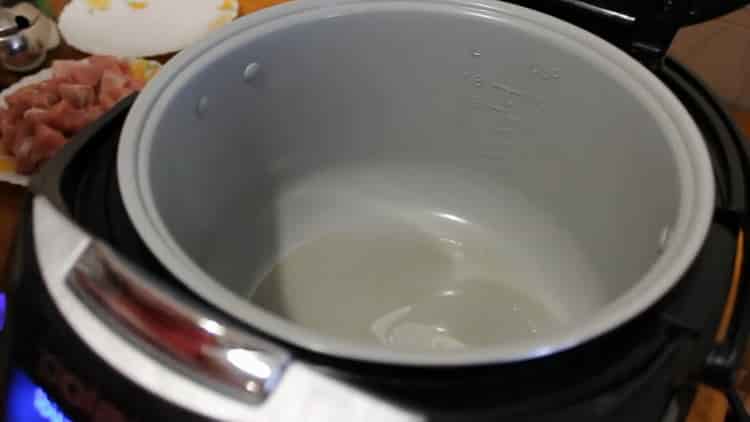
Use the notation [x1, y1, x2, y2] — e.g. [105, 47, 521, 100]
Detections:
[249, 162, 603, 352]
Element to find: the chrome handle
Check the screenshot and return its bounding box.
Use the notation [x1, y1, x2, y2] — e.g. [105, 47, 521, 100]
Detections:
[68, 241, 291, 404]
[32, 193, 289, 404]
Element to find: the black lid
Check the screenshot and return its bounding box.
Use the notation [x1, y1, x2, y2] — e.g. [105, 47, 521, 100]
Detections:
[508, 0, 750, 68]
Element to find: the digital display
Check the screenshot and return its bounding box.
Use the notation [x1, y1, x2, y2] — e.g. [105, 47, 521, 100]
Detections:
[5, 369, 73, 422]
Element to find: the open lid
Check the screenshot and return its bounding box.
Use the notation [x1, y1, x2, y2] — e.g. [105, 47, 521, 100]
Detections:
[507, 0, 750, 68]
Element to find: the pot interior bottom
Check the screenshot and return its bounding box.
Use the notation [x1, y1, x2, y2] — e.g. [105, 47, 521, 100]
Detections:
[244, 161, 609, 352]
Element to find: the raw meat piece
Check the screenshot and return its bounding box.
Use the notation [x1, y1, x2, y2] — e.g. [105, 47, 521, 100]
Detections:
[44, 101, 93, 134]
[99, 69, 134, 106]
[127, 78, 146, 91]
[58, 83, 95, 109]
[53, 59, 104, 85]
[14, 124, 67, 173]
[23, 108, 51, 125]
[89, 55, 129, 76]
[1, 55, 152, 174]
[29, 82, 61, 109]
[5, 85, 39, 111]
[34, 123, 67, 150]
[84, 104, 107, 123]
[10, 119, 34, 156]
[51, 60, 80, 80]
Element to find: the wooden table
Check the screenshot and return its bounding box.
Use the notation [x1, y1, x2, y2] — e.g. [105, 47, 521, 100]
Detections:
[0, 6, 747, 421]
[0, 183, 24, 285]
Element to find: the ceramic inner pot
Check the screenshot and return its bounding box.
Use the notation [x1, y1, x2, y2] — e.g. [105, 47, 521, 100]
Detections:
[118, 0, 715, 366]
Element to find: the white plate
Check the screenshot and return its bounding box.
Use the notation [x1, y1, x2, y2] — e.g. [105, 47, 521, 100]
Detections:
[59, 0, 240, 58]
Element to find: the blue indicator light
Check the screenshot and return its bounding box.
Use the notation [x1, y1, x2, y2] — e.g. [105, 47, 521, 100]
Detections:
[0, 293, 6, 331]
[33, 388, 71, 422]
[5, 369, 73, 422]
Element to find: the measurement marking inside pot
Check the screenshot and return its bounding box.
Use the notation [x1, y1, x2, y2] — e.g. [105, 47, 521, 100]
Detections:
[465, 72, 483, 87]
[487, 103, 509, 113]
[490, 81, 544, 110]
[491, 82, 523, 96]
[469, 97, 509, 113]
[530, 65, 561, 80]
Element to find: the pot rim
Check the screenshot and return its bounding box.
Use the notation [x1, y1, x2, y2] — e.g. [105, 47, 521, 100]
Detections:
[118, 0, 716, 366]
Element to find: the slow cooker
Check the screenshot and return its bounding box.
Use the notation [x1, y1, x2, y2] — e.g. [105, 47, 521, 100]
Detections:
[1, 0, 750, 421]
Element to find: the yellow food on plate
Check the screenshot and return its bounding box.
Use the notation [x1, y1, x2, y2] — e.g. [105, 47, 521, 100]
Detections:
[85, 0, 111, 11]
[0, 156, 16, 174]
[209, 13, 235, 30]
[219, 0, 238, 11]
[129, 58, 160, 82]
[238, 0, 291, 15]
[127, 0, 149, 10]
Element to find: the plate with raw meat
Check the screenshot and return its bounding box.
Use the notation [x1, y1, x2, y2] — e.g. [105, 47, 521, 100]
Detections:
[0, 55, 161, 186]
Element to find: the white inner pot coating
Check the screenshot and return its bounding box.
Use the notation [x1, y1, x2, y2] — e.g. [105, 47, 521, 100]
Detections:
[122, 0, 714, 365]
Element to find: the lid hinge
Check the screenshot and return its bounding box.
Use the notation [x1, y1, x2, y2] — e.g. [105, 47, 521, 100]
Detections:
[513, 0, 748, 68]
[630, 40, 670, 70]
[628, 0, 693, 70]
